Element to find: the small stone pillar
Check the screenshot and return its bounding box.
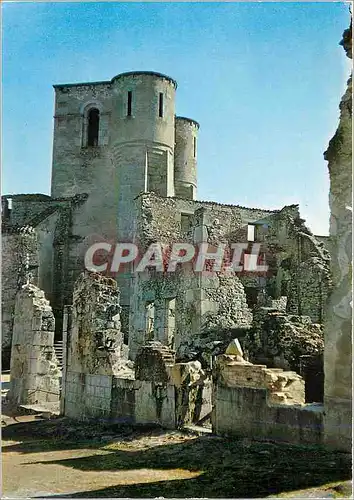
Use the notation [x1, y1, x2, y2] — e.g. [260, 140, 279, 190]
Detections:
[8, 284, 60, 406]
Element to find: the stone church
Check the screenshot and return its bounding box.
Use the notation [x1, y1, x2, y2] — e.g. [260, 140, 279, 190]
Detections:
[1, 70, 331, 368]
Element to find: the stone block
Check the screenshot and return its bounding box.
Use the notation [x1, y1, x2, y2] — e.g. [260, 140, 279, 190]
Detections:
[225, 338, 243, 357]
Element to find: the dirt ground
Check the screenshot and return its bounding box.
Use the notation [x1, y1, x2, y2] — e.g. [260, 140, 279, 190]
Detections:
[1, 401, 352, 499]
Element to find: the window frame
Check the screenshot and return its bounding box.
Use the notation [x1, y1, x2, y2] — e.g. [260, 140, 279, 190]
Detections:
[81, 101, 103, 148]
[87, 107, 100, 147]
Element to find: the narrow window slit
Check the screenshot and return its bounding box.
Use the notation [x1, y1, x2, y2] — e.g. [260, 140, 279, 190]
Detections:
[127, 91, 132, 117]
[87, 108, 99, 147]
[159, 93, 163, 117]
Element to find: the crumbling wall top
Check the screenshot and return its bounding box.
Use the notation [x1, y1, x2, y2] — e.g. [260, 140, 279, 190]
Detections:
[135, 341, 176, 383]
[214, 353, 305, 405]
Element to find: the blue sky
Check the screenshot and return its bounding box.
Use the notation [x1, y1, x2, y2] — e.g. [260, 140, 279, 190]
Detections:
[2, 1, 351, 235]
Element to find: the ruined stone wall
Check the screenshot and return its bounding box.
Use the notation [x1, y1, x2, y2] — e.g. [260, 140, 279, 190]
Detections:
[51, 194, 90, 336]
[7, 285, 60, 405]
[123, 343, 210, 429]
[249, 205, 332, 323]
[129, 267, 252, 361]
[62, 335, 211, 427]
[212, 353, 323, 445]
[3, 194, 53, 227]
[131, 192, 329, 363]
[130, 193, 280, 360]
[1, 192, 93, 340]
[63, 271, 134, 419]
[134, 194, 330, 320]
[1, 226, 38, 368]
[36, 210, 60, 305]
[323, 23, 352, 452]
[244, 309, 324, 374]
[134, 192, 278, 249]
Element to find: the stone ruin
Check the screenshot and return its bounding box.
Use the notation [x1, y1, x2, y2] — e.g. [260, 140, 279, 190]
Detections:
[2, 223, 38, 368]
[2, 23, 351, 453]
[63, 270, 134, 419]
[7, 284, 60, 406]
[212, 344, 323, 445]
[243, 307, 325, 402]
[61, 273, 212, 428]
[323, 20, 352, 452]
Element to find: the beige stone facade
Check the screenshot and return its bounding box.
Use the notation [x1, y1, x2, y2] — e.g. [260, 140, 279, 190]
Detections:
[323, 23, 352, 453]
[2, 27, 351, 453]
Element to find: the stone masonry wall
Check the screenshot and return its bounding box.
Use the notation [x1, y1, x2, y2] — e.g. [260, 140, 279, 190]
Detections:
[129, 269, 253, 362]
[323, 23, 352, 452]
[250, 205, 332, 324]
[244, 309, 324, 375]
[7, 285, 60, 405]
[62, 338, 211, 428]
[1, 226, 39, 369]
[1, 192, 95, 343]
[130, 194, 258, 361]
[63, 270, 134, 419]
[212, 353, 323, 445]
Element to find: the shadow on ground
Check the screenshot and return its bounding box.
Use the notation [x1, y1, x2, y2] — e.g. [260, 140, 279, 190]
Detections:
[2, 417, 352, 498]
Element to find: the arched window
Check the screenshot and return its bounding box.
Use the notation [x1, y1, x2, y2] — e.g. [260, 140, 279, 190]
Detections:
[87, 108, 99, 146]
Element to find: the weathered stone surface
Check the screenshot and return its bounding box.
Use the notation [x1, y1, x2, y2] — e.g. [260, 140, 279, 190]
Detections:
[2, 63, 344, 442]
[63, 270, 134, 420]
[1, 225, 39, 368]
[214, 354, 305, 405]
[7, 284, 60, 406]
[244, 308, 324, 373]
[212, 353, 324, 445]
[323, 22, 352, 452]
[168, 360, 206, 388]
[212, 351, 326, 446]
[135, 341, 176, 383]
[225, 338, 243, 357]
[68, 270, 129, 376]
[129, 191, 330, 367]
[212, 384, 323, 445]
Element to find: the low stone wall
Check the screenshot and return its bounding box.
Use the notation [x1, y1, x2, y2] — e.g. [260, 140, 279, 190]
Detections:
[62, 344, 325, 447]
[110, 377, 139, 424]
[168, 360, 212, 427]
[135, 380, 176, 428]
[212, 354, 323, 445]
[64, 372, 177, 426]
[64, 372, 113, 419]
[62, 340, 211, 427]
[60, 271, 328, 448]
[213, 385, 323, 444]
